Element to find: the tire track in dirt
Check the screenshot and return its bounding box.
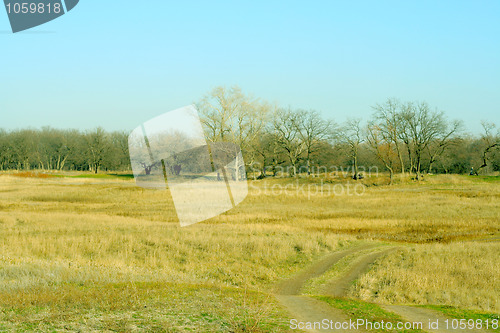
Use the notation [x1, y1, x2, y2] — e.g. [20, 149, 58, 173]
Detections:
[323, 246, 495, 333]
[276, 243, 495, 332]
[276, 244, 379, 332]
[276, 295, 359, 333]
[331, 247, 495, 333]
[322, 247, 397, 298]
[276, 244, 377, 296]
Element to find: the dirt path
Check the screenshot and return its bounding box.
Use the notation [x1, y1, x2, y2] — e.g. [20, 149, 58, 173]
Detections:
[275, 243, 495, 332]
[277, 295, 360, 333]
[322, 247, 397, 297]
[276, 244, 379, 332]
[276, 244, 377, 296]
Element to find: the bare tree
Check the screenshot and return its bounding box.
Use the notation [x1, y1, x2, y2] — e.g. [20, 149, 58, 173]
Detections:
[85, 127, 109, 174]
[372, 99, 406, 174]
[106, 131, 130, 171]
[8, 130, 37, 170]
[476, 121, 500, 175]
[273, 108, 306, 177]
[426, 120, 463, 174]
[294, 110, 335, 176]
[339, 118, 364, 180]
[248, 131, 284, 179]
[398, 102, 415, 175]
[367, 122, 397, 184]
[197, 86, 270, 179]
[35, 127, 73, 171]
[198, 86, 269, 146]
[197, 86, 244, 142]
[399, 102, 448, 180]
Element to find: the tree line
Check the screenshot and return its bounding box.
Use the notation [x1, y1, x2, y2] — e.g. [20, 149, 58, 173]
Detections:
[197, 86, 499, 182]
[0, 127, 129, 173]
[1, 86, 499, 180]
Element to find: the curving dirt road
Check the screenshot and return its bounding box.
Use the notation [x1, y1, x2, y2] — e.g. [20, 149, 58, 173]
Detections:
[276, 295, 360, 333]
[276, 244, 378, 296]
[322, 247, 398, 298]
[276, 244, 382, 333]
[275, 243, 495, 333]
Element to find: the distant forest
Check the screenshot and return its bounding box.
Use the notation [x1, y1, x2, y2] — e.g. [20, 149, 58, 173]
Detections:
[1, 87, 499, 179]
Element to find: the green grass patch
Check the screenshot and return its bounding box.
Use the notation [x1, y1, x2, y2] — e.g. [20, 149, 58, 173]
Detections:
[475, 175, 500, 183]
[316, 296, 426, 333]
[0, 282, 292, 332]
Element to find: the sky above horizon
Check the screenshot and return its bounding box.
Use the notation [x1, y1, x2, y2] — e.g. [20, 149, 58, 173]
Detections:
[1, 1, 499, 134]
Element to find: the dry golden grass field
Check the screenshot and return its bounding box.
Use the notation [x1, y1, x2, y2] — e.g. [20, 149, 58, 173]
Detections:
[0, 172, 499, 332]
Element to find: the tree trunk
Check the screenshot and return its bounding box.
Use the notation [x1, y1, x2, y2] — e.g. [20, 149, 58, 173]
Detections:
[59, 155, 68, 171]
[428, 155, 436, 174]
[395, 142, 405, 175]
[353, 156, 359, 180]
[405, 143, 414, 175]
[258, 162, 266, 179]
[234, 153, 240, 181]
[291, 163, 297, 178]
[415, 158, 421, 180]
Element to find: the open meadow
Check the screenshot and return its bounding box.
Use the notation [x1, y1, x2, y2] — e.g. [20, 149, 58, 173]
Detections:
[0, 172, 499, 332]
[3, 1, 499, 332]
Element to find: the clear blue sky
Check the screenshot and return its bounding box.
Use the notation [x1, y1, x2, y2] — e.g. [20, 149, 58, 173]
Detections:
[1, 1, 499, 134]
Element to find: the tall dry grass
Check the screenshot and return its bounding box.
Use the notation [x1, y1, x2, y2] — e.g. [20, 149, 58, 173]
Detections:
[353, 242, 500, 313]
[0, 175, 354, 331]
[0, 173, 499, 329]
